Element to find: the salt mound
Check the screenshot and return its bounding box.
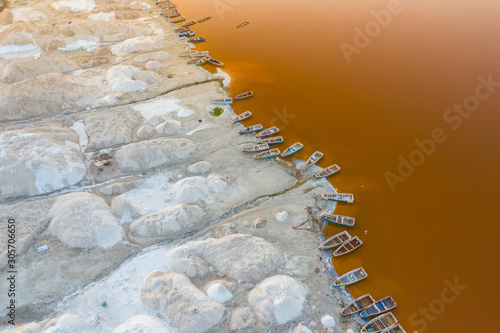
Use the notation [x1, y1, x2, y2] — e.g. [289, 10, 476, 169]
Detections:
[58, 39, 100, 52]
[112, 315, 176, 333]
[229, 306, 256, 331]
[111, 36, 167, 56]
[248, 275, 308, 325]
[321, 315, 336, 327]
[43, 314, 87, 333]
[145, 60, 161, 70]
[177, 107, 195, 118]
[206, 283, 233, 303]
[142, 271, 225, 333]
[133, 97, 181, 118]
[136, 125, 156, 140]
[188, 161, 212, 175]
[172, 177, 210, 204]
[129, 204, 205, 243]
[52, 0, 96, 12]
[133, 51, 169, 63]
[276, 210, 290, 223]
[0, 126, 87, 198]
[346, 329, 355, 333]
[48, 192, 122, 249]
[114, 138, 197, 173]
[89, 11, 115, 21]
[0, 57, 78, 83]
[292, 323, 313, 333]
[0, 9, 13, 25]
[205, 174, 228, 193]
[107, 65, 148, 93]
[156, 120, 181, 136]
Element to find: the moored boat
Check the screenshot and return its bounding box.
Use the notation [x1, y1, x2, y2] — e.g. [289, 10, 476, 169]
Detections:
[170, 15, 185, 23]
[234, 91, 253, 99]
[174, 26, 191, 33]
[197, 16, 211, 22]
[333, 236, 363, 257]
[304, 151, 323, 167]
[211, 98, 233, 105]
[236, 21, 249, 28]
[320, 193, 354, 203]
[321, 214, 355, 227]
[361, 312, 398, 333]
[359, 296, 397, 319]
[281, 142, 303, 157]
[178, 30, 195, 37]
[381, 323, 407, 333]
[340, 293, 376, 316]
[256, 126, 279, 138]
[161, 11, 180, 17]
[232, 110, 252, 122]
[333, 267, 367, 287]
[195, 55, 210, 66]
[258, 136, 284, 145]
[242, 143, 269, 152]
[188, 36, 205, 43]
[186, 57, 198, 64]
[314, 164, 340, 178]
[254, 148, 280, 159]
[208, 57, 224, 66]
[239, 124, 263, 134]
[319, 230, 351, 250]
[179, 50, 209, 57]
[182, 20, 197, 27]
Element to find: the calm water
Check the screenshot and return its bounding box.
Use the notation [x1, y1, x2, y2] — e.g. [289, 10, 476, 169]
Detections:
[173, 0, 500, 331]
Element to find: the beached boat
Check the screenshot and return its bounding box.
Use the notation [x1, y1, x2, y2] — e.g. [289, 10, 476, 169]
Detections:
[179, 50, 210, 57]
[361, 312, 398, 333]
[321, 214, 355, 227]
[186, 57, 198, 64]
[333, 236, 363, 257]
[256, 126, 279, 138]
[188, 36, 205, 43]
[236, 21, 249, 28]
[182, 20, 197, 27]
[258, 136, 284, 145]
[360, 296, 397, 319]
[197, 16, 211, 22]
[178, 30, 195, 37]
[208, 57, 224, 67]
[242, 143, 269, 152]
[315, 164, 341, 178]
[170, 16, 185, 23]
[304, 151, 323, 167]
[333, 267, 367, 287]
[162, 11, 180, 17]
[340, 293, 376, 317]
[232, 110, 252, 122]
[320, 193, 354, 203]
[254, 148, 280, 159]
[234, 91, 253, 99]
[281, 142, 303, 157]
[319, 230, 351, 250]
[239, 124, 263, 134]
[174, 26, 191, 33]
[381, 323, 407, 333]
[195, 55, 210, 66]
[211, 98, 233, 105]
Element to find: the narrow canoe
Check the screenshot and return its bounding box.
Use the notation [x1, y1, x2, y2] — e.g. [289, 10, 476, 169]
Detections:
[315, 164, 341, 178]
[179, 50, 209, 57]
[258, 136, 284, 145]
[242, 143, 269, 152]
[319, 230, 351, 250]
[197, 16, 211, 22]
[321, 214, 355, 227]
[232, 110, 252, 122]
[162, 11, 180, 17]
[340, 293, 376, 316]
[320, 193, 354, 203]
[239, 124, 263, 134]
[236, 21, 249, 28]
[304, 151, 323, 167]
[195, 55, 210, 66]
[171, 16, 185, 23]
[186, 57, 198, 64]
[359, 296, 397, 319]
[254, 148, 280, 159]
[211, 98, 233, 105]
[208, 57, 224, 67]
[333, 236, 363, 257]
[188, 36, 205, 43]
[182, 20, 197, 27]
[175, 27, 191, 34]
[361, 312, 398, 333]
[281, 142, 303, 157]
[234, 91, 253, 99]
[381, 323, 407, 333]
[256, 126, 279, 138]
[178, 31, 195, 37]
[333, 267, 367, 287]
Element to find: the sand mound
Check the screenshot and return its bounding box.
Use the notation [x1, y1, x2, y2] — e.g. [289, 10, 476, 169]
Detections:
[188, 161, 212, 175]
[0, 9, 13, 25]
[136, 124, 156, 140]
[156, 119, 181, 136]
[172, 177, 209, 204]
[0, 126, 86, 198]
[142, 271, 225, 333]
[112, 315, 177, 333]
[111, 36, 168, 56]
[48, 192, 122, 249]
[88, 11, 116, 21]
[205, 173, 228, 193]
[107, 65, 148, 93]
[229, 306, 257, 331]
[0, 57, 78, 83]
[133, 51, 170, 63]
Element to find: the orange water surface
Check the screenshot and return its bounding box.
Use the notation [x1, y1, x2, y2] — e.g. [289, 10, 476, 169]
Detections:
[171, 0, 500, 331]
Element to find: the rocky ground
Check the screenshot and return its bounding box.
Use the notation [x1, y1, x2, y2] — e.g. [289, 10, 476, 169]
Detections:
[0, 1, 361, 332]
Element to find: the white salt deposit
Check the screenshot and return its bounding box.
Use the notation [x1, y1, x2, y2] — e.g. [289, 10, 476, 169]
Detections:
[52, 0, 96, 12]
[205, 174, 228, 193]
[107, 65, 148, 93]
[173, 176, 210, 204]
[111, 36, 167, 56]
[215, 68, 231, 87]
[188, 161, 212, 175]
[58, 39, 100, 52]
[0, 43, 38, 57]
[177, 107, 194, 118]
[276, 210, 290, 222]
[133, 97, 182, 118]
[10, 7, 46, 21]
[206, 283, 233, 303]
[70, 120, 89, 152]
[112, 315, 178, 333]
[88, 12, 115, 21]
[321, 315, 336, 327]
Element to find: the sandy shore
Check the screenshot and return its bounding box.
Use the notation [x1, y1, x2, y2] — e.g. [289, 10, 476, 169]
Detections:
[0, 1, 360, 332]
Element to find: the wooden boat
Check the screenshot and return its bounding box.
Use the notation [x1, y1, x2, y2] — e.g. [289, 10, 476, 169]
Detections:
[256, 126, 279, 138]
[186, 57, 198, 64]
[178, 30, 195, 37]
[162, 11, 180, 17]
[188, 36, 205, 43]
[195, 55, 210, 66]
[236, 21, 249, 28]
[281, 142, 303, 157]
[179, 50, 209, 58]
[258, 136, 283, 145]
[197, 16, 211, 22]
[170, 16, 185, 23]
[333, 267, 367, 287]
[208, 57, 224, 67]
[174, 26, 191, 33]
[320, 193, 354, 203]
[321, 214, 355, 227]
[333, 236, 363, 257]
[234, 91, 253, 99]
[319, 230, 351, 250]
[360, 296, 397, 319]
[254, 148, 280, 160]
[315, 164, 341, 178]
[340, 293, 376, 316]
[211, 98, 233, 105]
[381, 323, 407, 333]
[182, 20, 197, 27]
[232, 110, 252, 122]
[239, 124, 263, 134]
[304, 151, 323, 167]
[242, 143, 269, 152]
[361, 312, 398, 333]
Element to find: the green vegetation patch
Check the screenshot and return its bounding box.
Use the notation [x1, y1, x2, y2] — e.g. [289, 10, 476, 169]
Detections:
[210, 107, 224, 117]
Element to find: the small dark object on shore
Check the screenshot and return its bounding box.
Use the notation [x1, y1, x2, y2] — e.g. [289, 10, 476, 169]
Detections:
[315, 268, 320, 273]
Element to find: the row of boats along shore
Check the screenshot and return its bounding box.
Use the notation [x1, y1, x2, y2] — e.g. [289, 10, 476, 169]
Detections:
[157, 1, 406, 332]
